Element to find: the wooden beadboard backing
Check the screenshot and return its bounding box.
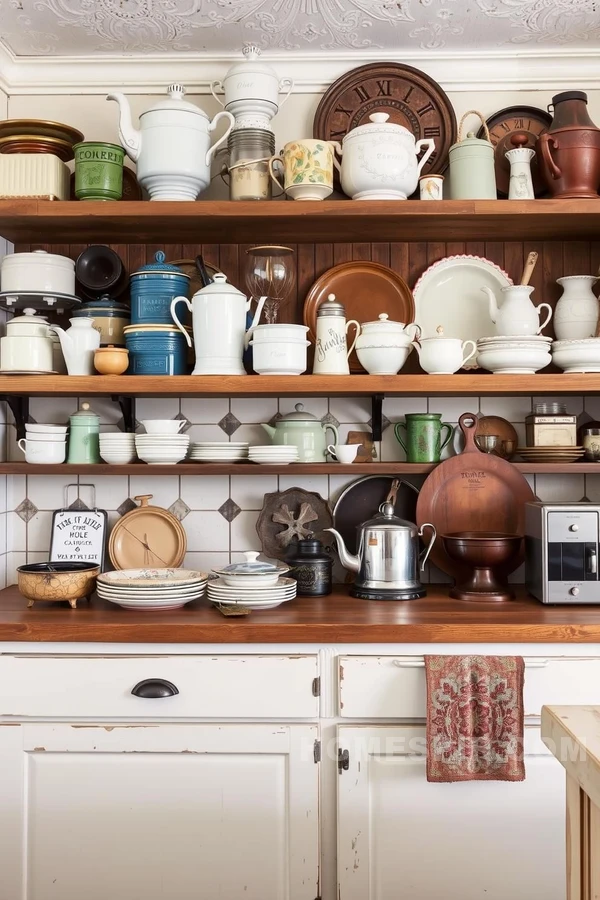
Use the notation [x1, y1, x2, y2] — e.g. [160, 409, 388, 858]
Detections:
[16, 240, 600, 338]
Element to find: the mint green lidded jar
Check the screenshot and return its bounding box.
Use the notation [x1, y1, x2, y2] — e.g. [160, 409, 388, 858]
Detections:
[67, 402, 101, 464]
[74, 141, 125, 201]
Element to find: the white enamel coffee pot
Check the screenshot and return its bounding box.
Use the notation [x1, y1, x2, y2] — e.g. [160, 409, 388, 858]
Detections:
[107, 84, 234, 201]
[171, 274, 265, 375]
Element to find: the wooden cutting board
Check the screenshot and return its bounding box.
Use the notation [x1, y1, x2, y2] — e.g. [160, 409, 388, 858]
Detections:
[416, 413, 535, 582]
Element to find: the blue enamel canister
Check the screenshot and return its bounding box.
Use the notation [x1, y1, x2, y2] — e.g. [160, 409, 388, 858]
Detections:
[130, 251, 190, 325]
[124, 325, 188, 375]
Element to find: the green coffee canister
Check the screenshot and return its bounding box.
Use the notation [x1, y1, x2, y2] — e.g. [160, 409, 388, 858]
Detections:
[67, 402, 101, 464]
[74, 141, 125, 201]
[448, 110, 497, 200]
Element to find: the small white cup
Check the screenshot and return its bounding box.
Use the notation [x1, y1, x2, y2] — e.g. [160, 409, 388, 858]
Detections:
[18, 438, 66, 464]
[141, 419, 187, 434]
[419, 174, 444, 201]
[327, 444, 359, 464]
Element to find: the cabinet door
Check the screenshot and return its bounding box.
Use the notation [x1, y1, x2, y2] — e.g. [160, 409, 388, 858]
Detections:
[337, 725, 565, 900]
[0, 723, 319, 900]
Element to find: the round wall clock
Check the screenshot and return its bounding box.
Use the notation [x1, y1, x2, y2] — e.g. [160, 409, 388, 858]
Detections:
[478, 105, 552, 197]
[313, 62, 456, 178]
[108, 495, 187, 570]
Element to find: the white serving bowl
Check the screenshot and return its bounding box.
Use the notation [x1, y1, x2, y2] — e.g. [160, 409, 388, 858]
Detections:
[141, 419, 187, 434]
[552, 338, 600, 373]
[137, 455, 188, 465]
[356, 343, 411, 375]
[100, 451, 138, 464]
[250, 338, 309, 376]
[476, 344, 551, 374]
[26, 423, 68, 434]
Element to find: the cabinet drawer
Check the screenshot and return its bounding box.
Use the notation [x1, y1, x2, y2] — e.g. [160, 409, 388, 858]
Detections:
[0, 654, 319, 719]
[339, 654, 600, 719]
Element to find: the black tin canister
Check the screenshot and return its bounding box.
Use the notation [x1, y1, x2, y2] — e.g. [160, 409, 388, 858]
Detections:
[286, 539, 333, 596]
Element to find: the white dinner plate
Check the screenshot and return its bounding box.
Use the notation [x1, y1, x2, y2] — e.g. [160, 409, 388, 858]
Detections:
[413, 254, 513, 350]
[209, 597, 295, 609]
[105, 596, 198, 610]
[98, 568, 207, 586]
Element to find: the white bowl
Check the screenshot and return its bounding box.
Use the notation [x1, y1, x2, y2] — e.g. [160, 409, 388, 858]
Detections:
[476, 345, 551, 374]
[26, 424, 68, 434]
[552, 338, 600, 373]
[100, 453, 137, 464]
[356, 344, 411, 375]
[251, 324, 309, 342]
[250, 338, 309, 376]
[141, 419, 187, 434]
[25, 431, 67, 442]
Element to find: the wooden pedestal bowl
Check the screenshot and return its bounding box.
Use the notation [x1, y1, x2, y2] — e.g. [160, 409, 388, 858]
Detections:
[442, 532, 523, 602]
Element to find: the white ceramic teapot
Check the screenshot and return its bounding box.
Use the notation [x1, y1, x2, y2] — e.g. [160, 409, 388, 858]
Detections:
[210, 45, 293, 129]
[482, 284, 553, 336]
[171, 274, 265, 375]
[412, 326, 477, 374]
[0, 308, 54, 373]
[51, 318, 101, 376]
[107, 84, 234, 201]
[335, 113, 435, 200]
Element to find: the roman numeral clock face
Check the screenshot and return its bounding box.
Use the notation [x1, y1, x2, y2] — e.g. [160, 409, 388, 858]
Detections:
[313, 63, 457, 183]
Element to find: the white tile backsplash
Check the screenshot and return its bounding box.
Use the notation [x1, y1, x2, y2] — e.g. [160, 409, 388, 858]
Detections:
[186, 424, 229, 443]
[184, 551, 230, 571]
[479, 396, 533, 421]
[184, 511, 230, 552]
[81, 476, 129, 511]
[181, 397, 230, 424]
[329, 396, 371, 424]
[8, 512, 26, 552]
[27, 510, 53, 553]
[180, 475, 230, 511]
[230, 510, 262, 552]
[136, 397, 180, 421]
[231, 475, 277, 510]
[130, 475, 179, 511]
[279, 474, 329, 497]
[231, 397, 278, 424]
[28, 396, 77, 424]
[234, 423, 270, 445]
[27, 475, 74, 510]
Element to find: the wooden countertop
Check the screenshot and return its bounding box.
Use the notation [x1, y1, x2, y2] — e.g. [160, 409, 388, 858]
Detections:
[2, 586, 600, 643]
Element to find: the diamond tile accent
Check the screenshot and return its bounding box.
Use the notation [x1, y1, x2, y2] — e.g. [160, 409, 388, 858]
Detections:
[117, 498, 137, 517]
[15, 498, 38, 522]
[218, 498, 242, 522]
[321, 412, 340, 428]
[68, 498, 89, 511]
[268, 412, 282, 427]
[175, 414, 192, 432]
[169, 498, 191, 521]
[218, 412, 241, 436]
[368, 413, 391, 432]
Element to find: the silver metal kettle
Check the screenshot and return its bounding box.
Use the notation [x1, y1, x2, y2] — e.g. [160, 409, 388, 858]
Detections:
[326, 502, 436, 600]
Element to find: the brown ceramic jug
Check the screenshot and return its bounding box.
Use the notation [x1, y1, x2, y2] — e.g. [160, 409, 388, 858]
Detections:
[537, 91, 600, 199]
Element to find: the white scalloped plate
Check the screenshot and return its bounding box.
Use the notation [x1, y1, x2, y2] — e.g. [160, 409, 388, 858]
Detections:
[413, 255, 513, 361]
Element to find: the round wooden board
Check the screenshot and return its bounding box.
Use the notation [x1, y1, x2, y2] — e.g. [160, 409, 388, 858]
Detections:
[313, 62, 456, 179]
[303, 261, 415, 373]
[256, 487, 333, 561]
[416, 414, 535, 582]
[108, 495, 187, 570]
[475, 415, 518, 446]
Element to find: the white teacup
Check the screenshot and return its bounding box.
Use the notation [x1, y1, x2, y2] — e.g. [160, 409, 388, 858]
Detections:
[141, 419, 187, 434]
[327, 444, 359, 464]
[18, 438, 66, 464]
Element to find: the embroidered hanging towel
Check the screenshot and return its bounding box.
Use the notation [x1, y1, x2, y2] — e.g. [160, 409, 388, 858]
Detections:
[425, 655, 525, 783]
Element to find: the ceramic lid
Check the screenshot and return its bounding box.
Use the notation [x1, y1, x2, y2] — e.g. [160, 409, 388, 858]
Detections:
[278, 402, 320, 423]
[8, 307, 48, 325]
[69, 401, 99, 423]
[4, 249, 75, 268]
[224, 45, 279, 80]
[344, 112, 413, 142]
[142, 84, 208, 119]
[131, 251, 189, 278]
[421, 325, 458, 342]
[192, 272, 246, 297]
[450, 131, 493, 151]
[317, 293, 345, 318]
[220, 552, 281, 574]
[361, 313, 409, 332]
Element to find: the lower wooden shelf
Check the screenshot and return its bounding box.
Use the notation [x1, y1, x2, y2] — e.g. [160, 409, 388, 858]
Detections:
[1, 462, 599, 475]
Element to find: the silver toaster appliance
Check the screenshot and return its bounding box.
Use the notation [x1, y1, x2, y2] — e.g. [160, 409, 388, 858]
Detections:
[525, 501, 600, 604]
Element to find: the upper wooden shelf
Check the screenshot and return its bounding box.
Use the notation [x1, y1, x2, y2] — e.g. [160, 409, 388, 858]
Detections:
[0, 199, 599, 244]
[0, 373, 598, 396]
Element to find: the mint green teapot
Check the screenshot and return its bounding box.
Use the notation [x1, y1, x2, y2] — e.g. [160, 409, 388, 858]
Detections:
[261, 403, 338, 463]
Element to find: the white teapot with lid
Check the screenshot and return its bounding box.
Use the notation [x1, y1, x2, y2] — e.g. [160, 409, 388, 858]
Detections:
[0, 308, 54, 373]
[334, 112, 435, 200]
[170, 274, 265, 376]
[211, 45, 293, 128]
[107, 84, 234, 201]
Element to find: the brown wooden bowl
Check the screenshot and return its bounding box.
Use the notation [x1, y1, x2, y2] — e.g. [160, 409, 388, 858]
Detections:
[442, 532, 523, 602]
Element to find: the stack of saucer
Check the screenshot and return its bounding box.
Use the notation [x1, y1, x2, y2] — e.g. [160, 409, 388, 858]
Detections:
[249, 445, 299, 465]
[517, 446, 585, 464]
[100, 432, 137, 465]
[190, 442, 249, 463]
[97, 567, 207, 610]
[135, 433, 190, 465]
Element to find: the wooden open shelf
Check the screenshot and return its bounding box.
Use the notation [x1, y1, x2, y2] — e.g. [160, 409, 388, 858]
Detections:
[3, 462, 599, 476]
[1, 373, 599, 397]
[1, 199, 600, 244]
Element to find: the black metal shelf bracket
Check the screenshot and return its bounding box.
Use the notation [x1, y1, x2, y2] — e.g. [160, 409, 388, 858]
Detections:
[1, 395, 30, 441]
[111, 395, 137, 434]
[371, 393, 384, 442]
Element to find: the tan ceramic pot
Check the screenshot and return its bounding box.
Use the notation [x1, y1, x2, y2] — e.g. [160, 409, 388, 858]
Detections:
[94, 346, 129, 375]
[18, 562, 100, 609]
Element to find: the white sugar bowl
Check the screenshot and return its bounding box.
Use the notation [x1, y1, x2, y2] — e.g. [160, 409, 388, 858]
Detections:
[211, 45, 293, 128]
[337, 113, 436, 201]
[355, 314, 420, 374]
[412, 326, 477, 375]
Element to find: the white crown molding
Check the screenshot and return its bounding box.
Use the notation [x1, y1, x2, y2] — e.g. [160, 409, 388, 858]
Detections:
[1, 41, 600, 95]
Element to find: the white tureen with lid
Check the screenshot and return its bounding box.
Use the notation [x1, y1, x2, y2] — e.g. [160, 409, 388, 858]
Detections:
[335, 112, 436, 201]
[210, 45, 293, 128]
[355, 314, 421, 375]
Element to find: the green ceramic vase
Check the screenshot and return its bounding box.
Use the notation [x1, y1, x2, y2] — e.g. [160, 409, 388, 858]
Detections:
[74, 142, 124, 201]
[394, 413, 454, 463]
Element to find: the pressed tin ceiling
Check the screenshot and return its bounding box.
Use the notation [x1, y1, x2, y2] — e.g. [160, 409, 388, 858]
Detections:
[0, 0, 599, 55]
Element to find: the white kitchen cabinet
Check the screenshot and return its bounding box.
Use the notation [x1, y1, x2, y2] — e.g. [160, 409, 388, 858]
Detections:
[337, 724, 566, 900]
[0, 722, 320, 900]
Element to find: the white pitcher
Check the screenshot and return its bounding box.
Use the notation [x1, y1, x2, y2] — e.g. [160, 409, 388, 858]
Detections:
[312, 294, 359, 375]
[51, 318, 100, 376]
[482, 284, 552, 336]
[554, 275, 599, 341]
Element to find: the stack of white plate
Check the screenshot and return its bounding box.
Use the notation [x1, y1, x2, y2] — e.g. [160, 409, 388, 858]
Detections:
[135, 433, 190, 465]
[97, 567, 207, 610]
[249, 445, 299, 465]
[208, 576, 297, 610]
[476, 334, 552, 374]
[190, 442, 249, 463]
[100, 432, 137, 465]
